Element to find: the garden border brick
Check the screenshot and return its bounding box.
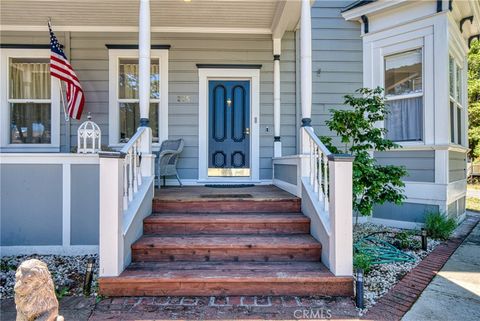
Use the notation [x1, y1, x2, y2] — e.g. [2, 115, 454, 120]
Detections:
[363, 215, 479, 321]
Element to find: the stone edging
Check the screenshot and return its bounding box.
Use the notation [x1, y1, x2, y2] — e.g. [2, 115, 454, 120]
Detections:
[363, 216, 479, 321]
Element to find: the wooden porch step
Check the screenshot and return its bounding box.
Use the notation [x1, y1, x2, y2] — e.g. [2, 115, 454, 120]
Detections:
[132, 234, 321, 262]
[98, 261, 354, 296]
[152, 198, 301, 213]
[143, 213, 310, 235]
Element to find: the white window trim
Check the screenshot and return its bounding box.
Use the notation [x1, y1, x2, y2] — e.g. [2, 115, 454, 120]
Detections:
[368, 27, 434, 146]
[108, 49, 168, 148]
[448, 17, 468, 148]
[198, 68, 260, 182]
[0, 48, 60, 152]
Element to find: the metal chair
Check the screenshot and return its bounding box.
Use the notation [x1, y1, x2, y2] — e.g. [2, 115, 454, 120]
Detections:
[156, 138, 184, 187]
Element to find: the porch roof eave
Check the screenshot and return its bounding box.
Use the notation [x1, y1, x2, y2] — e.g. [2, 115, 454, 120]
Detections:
[0, 0, 302, 37]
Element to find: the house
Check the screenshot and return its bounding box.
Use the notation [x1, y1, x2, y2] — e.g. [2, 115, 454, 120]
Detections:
[0, 0, 478, 296]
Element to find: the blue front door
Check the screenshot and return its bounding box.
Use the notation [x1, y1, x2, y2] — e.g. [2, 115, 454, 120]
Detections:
[208, 80, 250, 177]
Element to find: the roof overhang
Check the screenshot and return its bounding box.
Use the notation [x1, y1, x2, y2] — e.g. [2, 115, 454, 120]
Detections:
[0, 0, 302, 36]
[341, 0, 407, 21]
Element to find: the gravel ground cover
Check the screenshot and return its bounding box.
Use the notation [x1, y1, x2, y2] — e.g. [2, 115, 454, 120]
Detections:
[0, 254, 98, 300]
[353, 223, 440, 312]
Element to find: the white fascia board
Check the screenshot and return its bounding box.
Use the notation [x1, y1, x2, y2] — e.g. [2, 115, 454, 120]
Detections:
[341, 0, 407, 21]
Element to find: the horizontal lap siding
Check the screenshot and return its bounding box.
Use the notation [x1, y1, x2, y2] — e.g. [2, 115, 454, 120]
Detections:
[375, 151, 436, 183]
[311, 1, 363, 138]
[2, 31, 297, 180]
[449, 151, 467, 183]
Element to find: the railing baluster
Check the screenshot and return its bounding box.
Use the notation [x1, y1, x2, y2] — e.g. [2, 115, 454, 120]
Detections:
[128, 150, 133, 202]
[313, 145, 318, 193]
[323, 154, 329, 211]
[309, 139, 314, 186]
[133, 143, 138, 193]
[318, 148, 322, 202]
[123, 159, 128, 211]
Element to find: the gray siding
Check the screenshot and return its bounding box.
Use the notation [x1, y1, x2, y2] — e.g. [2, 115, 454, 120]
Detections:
[311, 1, 363, 138]
[373, 202, 439, 223]
[70, 164, 99, 245]
[449, 151, 467, 183]
[0, 164, 63, 246]
[273, 164, 297, 185]
[1, 31, 297, 180]
[375, 150, 435, 183]
[447, 196, 466, 218]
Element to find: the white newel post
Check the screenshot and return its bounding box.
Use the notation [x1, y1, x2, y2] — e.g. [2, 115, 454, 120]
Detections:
[300, 0, 313, 154]
[138, 0, 151, 127]
[99, 153, 125, 277]
[273, 38, 282, 157]
[328, 155, 354, 276]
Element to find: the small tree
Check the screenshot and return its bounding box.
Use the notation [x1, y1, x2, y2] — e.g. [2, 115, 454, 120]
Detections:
[468, 40, 480, 161]
[321, 87, 407, 222]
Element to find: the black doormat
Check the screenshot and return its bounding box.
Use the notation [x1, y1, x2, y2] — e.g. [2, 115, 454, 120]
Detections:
[200, 194, 253, 198]
[204, 184, 255, 188]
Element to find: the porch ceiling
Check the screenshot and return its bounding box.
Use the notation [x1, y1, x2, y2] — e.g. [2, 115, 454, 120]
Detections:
[0, 0, 301, 36]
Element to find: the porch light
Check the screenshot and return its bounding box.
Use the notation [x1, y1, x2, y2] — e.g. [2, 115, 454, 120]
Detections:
[77, 114, 101, 154]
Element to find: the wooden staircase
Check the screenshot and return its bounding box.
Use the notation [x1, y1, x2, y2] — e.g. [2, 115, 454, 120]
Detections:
[99, 186, 353, 297]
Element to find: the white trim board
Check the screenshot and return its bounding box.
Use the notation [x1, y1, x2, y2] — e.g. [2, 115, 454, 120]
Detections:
[0, 245, 98, 257]
[356, 216, 424, 230]
[198, 68, 260, 182]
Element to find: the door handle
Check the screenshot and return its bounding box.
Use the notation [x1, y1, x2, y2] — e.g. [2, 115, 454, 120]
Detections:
[244, 128, 250, 135]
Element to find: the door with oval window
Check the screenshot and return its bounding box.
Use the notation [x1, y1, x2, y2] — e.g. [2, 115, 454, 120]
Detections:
[208, 80, 250, 177]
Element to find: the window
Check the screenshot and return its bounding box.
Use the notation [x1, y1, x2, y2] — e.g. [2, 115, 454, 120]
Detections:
[449, 55, 464, 145]
[0, 49, 60, 150]
[384, 49, 423, 142]
[108, 49, 168, 146]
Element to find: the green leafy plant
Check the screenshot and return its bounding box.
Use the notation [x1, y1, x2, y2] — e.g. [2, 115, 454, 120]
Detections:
[424, 212, 457, 240]
[55, 286, 69, 300]
[393, 230, 419, 250]
[353, 251, 373, 274]
[468, 40, 480, 160]
[320, 87, 407, 222]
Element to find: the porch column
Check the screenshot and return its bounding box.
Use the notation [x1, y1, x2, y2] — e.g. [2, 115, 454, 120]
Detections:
[138, 0, 151, 127]
[273, 38, 282, 157]
[300, 0, 312, 153]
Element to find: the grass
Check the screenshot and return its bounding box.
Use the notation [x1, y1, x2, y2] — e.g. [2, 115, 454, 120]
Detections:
[467, 196, 480, 212]
[468, 183, 480, 190]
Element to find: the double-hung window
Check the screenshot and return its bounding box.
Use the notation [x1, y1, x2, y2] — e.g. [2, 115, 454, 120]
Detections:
[384, 49, 424, 142]
[449, 55, 464, 145]
[108, 49, 168, 146]
[0, 49, 60, 151]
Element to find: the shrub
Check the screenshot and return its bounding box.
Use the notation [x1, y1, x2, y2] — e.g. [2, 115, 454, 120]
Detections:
[353, 252, 373, 274]
[393, 230, 419, 250]
[425, 212, 457, 240]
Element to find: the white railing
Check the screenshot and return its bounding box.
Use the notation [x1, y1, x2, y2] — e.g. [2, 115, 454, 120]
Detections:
[120, 128, 148, 211]
[299, 126, 354, 277]
[303, 126, 331, 212]
[99, 127, 155, 277]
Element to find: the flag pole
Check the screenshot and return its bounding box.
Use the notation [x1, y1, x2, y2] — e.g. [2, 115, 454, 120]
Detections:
[59, 80, 69, 122]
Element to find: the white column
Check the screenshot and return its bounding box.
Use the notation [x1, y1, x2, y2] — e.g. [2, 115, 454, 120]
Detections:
[328, 155, 354, 276]
[300, 0, 313, 154]
[273, 38, 282, 158]
[300, 0, 312, 126]
[99, 153, 125, 277]
[138, 0, 151, 127]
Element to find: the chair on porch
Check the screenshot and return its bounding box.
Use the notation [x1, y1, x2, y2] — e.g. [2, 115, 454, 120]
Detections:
[155, 139, 184, 187]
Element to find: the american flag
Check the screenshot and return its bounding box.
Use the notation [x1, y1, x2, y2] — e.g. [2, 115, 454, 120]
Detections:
[49, 22, 85, 120]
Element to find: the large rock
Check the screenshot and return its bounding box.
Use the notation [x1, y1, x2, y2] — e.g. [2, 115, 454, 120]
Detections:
[14, 259, 64, 321]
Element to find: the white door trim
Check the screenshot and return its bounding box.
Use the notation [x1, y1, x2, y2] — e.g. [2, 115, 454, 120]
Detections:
[198, 68, 260, 182]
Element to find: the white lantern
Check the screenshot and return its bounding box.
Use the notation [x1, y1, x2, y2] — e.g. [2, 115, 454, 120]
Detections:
[77, 114, 101, 154]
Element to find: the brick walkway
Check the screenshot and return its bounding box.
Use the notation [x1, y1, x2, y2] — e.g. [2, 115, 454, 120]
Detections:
[89, 295, 359, 320]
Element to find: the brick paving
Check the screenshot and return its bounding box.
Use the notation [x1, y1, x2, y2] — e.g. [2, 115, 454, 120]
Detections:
[89, 295, 359, 320]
